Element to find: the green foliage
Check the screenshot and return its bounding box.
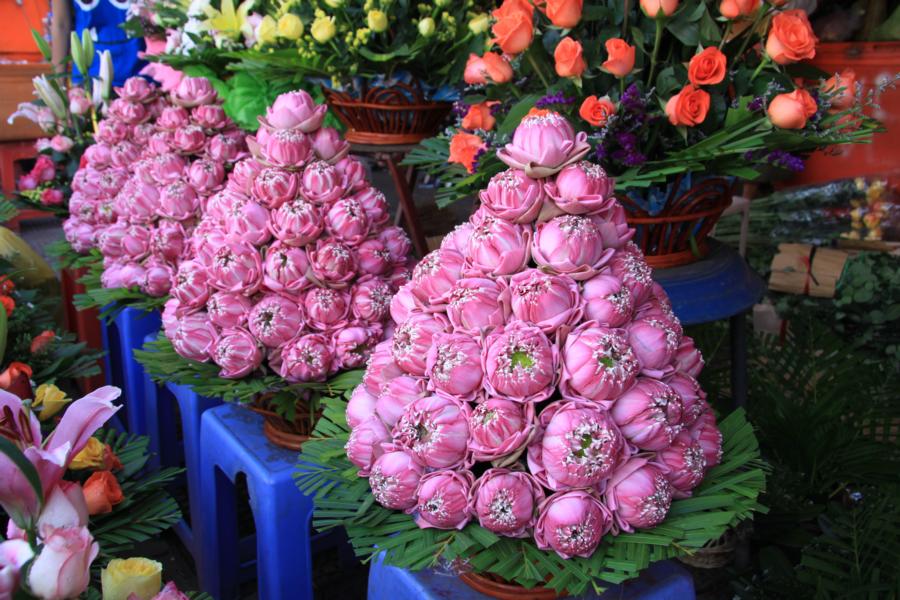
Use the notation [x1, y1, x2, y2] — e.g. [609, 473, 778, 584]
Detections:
[68, 251, 166, 319]
[295, 395, 766, 595]
[0, 197, 20, 223]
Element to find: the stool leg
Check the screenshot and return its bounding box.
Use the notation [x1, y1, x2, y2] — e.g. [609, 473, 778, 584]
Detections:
[386, 155, 427, 258]
[198, 465, 241, 599]
[178, 391, 222, 557]
[730, 312, 748, 409]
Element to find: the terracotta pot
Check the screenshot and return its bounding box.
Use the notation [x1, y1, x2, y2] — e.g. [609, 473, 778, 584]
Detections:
[458, 571, 564, 600]
[250, 395, 318, 451]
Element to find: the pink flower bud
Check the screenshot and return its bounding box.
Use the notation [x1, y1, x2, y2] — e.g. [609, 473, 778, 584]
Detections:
[595, 203, 634, 250]
[388, 282, 423, 325]
[626, 318, 680, 377]
[299, 160, 341, 204]
[389, 264, 413, 290]
[534, 489, 611, 559]
[161, 297, 186, 338]
[470, 468, 545, 537]
[173, 124, 207, 153]
[465, 211, 532, 277]
[263, 129, 311, 167]
[100, 261, 126, 289]
[171, 260, 210, 308]
[469, 398, 536, 464]
[333, 324, 381, 369]
[150, 219, 187, 262]
[119, 76, 155, 102]
[445, 277, 508, 335]
[689, 410, 722, 469]
[192, 104, 229, 129]
[269, 198, 324, 247]
[251, 167, 300, 209]
[559, 322, 639, 405]
[411, 469, 474, 530]
[368, 450, 424, 509]
[110, 141, 141, 168]
[152, 153, 187, 185]
[69, 87, 93, 115]
[665, 372, 706, 428]
[482, 321, 557, 403]
[158, 181, 199, 221]
[188, 159, 225, 192]
[346, 385, 378, 429]
[411, 248, 465, 304]
[131, 123, 155, 145]
[378, 226, 412, 264]
[207, 133, 244, 163]
[391, 312, 451, 376]
[248, 294, 304, 348]
[212, 328, 263, 378]
[351, 277, 393, 322]
[376, 375, 427, 427]
[498, 110, 590, 175]
[657, 430, 707, 498]
[425, 333, 484, 399]
[606, 458, 673, 532]
[50, 134, 74, 153]
[309, 240, 357, 285]
[225, 201, 271, 246]
[545, 161, 615, 215]
[393, 394, 471, 468]
[142, 260, 173, 296]
[582, 273, 634, 328]
[208, 241, 263, 295]
[532, 215, 614, 280]
[673, 336, 704, 378]
[363, 340, 404, 395]
[98, 222, 128, 258]
[64, 220, 97, 253]
[278, 333, 335, 382]
[610, 378, 683, 451]
[173, 311, 219, 361]
[158, 106, 190, 130]
[304, 287, 350, 331]
[207, 291, 252, 330]
[149, 130, 173, 155]
[263, 90, 328, 132]
[121, 224, 152, 260]
[509, 269, 582, 334]
[325, 198, 370, 246]
[334, 156, 368, 192]
[479, 169, 544, 223]
[440, 222, 473, 255]
[84, 144, 112, 169]
[356, 238, 391, 276]
[173, 76, 218, 107]
[228, 158, 263, 195]
[608, 243, 654, 305]
[346, 416, 390, 476]
[109, 98, 147, 124]
[311, 126, 349, 162]
[351, 187, 390, 228]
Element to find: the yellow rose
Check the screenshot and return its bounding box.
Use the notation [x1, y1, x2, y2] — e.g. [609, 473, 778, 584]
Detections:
[311, 16, 337, 43]
[277, 13, 304, 39]
[255, 15, 277, 46]
[101, 558, 162, 600]
[418, 17, 436, 37]
[468, 13, 490, 35]
[324, 0, 343, 6]
[32, 383, 70, 421]
[70, 437, 106, 470]
[367, 10, 388, 33]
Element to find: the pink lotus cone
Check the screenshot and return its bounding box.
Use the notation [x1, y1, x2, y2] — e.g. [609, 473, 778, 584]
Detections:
[300, 161, 342, 205]
[278, 333, 335, 382]
[269, 198, 324, 247]
[375, 375, 427, 428]
[410, 469, 474, 530]
[410, 248, 465, 305]
[658, 429, 707, 498]
[346, 385, 378, 429]
[545, 161, 615, 215]
[470, 468, 545, 538]
[325, 198, 370, 246]
[351, 276, 393, 323]
[207, 292, 253, 330]
[249, 294, 305, 348]
[534, 489, 611, 559]
[263, 243, 311, 294]
[465, 210, 532, 277]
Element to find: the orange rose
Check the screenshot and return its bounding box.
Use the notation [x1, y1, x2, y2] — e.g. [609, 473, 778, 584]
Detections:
[461, 102, 499, 131]
[688, 47, 727, 86]
[493, 0, 535, 19]
[492, 9, 534, 55]
[543, 0, 583, 28]
[0, 296, 14, 318]
[765, 9, 817, 65]
[640, 0, 678, 17]
[463, 52, 514, 85]
[719, 0, 760, 19]
[579, 96, 616, 127]
[83, 471, 124, 515]
[448, 132, 486, 174]
[0, 277, 15, 295]
[767, 89, 817, 129]
[554, 37, 586, 78]
[0, 362, 32, 400]
[30, 330, 55, 354]
[823, 69, 857, 111]
[602, 38, 635, 78]
[665, 85, 711, 126]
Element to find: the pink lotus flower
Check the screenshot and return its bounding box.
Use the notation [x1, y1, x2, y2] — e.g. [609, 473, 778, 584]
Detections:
[410, 248, 465, 305]
[309, 240, 358, 285]
[334, 156, 368, 192]
[470, 468, 545, 537]
[388, 282, 423, 325]
[627, 318, 680, 377]
[152, 153, 187, 185]
[665, 372, 707, 428]
[299, 160, 342, 205]
[96, 119, 129, 144]
[658, 430, 707, 498]
[532, 215, 614, 280]
[392, 394, 471, 468]
[262, 90, 328, 132]
[367, 450, 424, 510]
[497, 110, 591, 178]
[356, 238, 392, 276]
[64, 220, 97, 253]
[158, 106, 190, 130]
[425, 333, 484, 399]
[528, 399, 625, 490]
[0, 538, 34, 597]
[173, 124, 207, 153]
[479, 169, 544, 223]
[161, 298, 183, 339]
[142, 260, 174, 297]
[465, 211, 532, 277]
[446, 277, 509, 335]
[509, 269, 582, 334]
[252, 167, 300, 209]
[689, 410, 722, 469]
[149, 132, 173, 155]
[188, 159, 226, 192]
[378, 226, 412, 264]
[119, 76, 155, 102]
[333, 324, 380, 369]
[158, 181, 199, 221]
[534, 489, 611, 559]
[605, 458, 673, 532]
[351, 187, 390, 228]
[269, 198, 324, 247]
[111, 141, 142, 168]
[209, 241, 263, 295]
[608, 243, 654, 305]
[171, 260, 211, 308]
[28, 526, 99, 600]
[173, 312, 218, 362]
[100, 262, 127, 289]
[345, 416, 390, 476]
[363, 341, 404, 395]
[411, 469, 474, 530]
[440, 222, 473, 254]
[582, 272, 634, 328]
[389, 264, 413, 290]
[391, 312, 451, 376]
[212, 328, 263, 378]
[207, 134, 244, 163]
[346, 385, 378, 429]
[131, 123, 156, 145]
[229, 158, 264, 195]
[121, 224, 152, 260]
[150, 219, 187, 262]
[118, 262, 148, 289]
[109, 99, 147, 124]
[207, 291, 253, 330]
[482, 321, 557, 403]
[263, 129, 312, 168]
[98, 222, 128, 258]
[193, 104, 229, 129]
[311, 127, 349, 162]
[278, 333, 335, 382]
[249, 294, 305, 348]
[673, 336, 704, 378]
[610, 378, 683, 451]
[545, 161, 615, 215]
[351, 276, 393, 322]
[173, 76, 218, 107]
[304, 287, 350, 331]
[225, 200, 272, 246]
[469, 398, 536, 465]
[325, 198, 370, 246]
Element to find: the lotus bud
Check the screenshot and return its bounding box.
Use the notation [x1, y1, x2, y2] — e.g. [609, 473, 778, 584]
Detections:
[278, 333, 334, 382]
[150, 219, 187, 262]
[192, 104, 228, 129]
[469, 398, 536, 465]
[482, 321, 557, 403]
[356, 238, 392, 276]
[673, 336, 704, 378]
[391, 311, 451, 376]
[228, 158, 264, 195]
[368, 450, 424, 509]
[498, 110, 590, 176]
[532, 215, 613, 280]
[263, 90, 327, 132]
[249, 294, 305, 348]
[363, 340, 404, 395]
[392, 394, 471, 468]
[325, 198, 370, 246]
[212, 328, 263, 378]
[346, 385, 378, 429]
[657, 430, 706, 498]
[225, 200, 272, 246]
[304, 287, 350, 331]
[173, 76, 218, 107]
[345, 416, 390, 476]
[269, 198, 324, 247]
[263, 129, 311, 167]
[208, 241, 263, 295]
[333, 324, 380, 369]
[351, 276, 393, 322]
[665, 371, 706, 427]
[608, 243, 654, 305]
[509, 269, 582, 334]
[375, 374, 427, 427]
[534, 489, 611, 559]
[626, 317, 680, 377]
[207, 291, 253, 330]
[411, 469, 474, 530]
[445, 277, 508, 335]
[470, 468, 545, 537]
[158, 106, 190, 130]
[465, 211, 532, 277]
[582, 273, 633, 327]
[351, 187, 390, 228]
[378, 226, 412, 264]
[334, 156, 367, 192]
[188, 159, 226, 192]
[410, 248, 465, 304]
[545, 161, 615, 215]
[479, 168, 544, 223]
[606, 458, 673, 531]
[689, 410, 722, 469]
[311, 126, 349, 162]
[172, 312, 218, 362]
[610, 378, 683, 451]
[252, 167, 300, 209]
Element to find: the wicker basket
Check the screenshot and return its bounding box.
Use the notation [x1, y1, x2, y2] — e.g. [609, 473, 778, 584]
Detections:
[321, 81, 452, 145]
[677, 528, 737, 569]
[620, 177, 733, 269]
[249, 395, 319, 451]
[458, 571, 564, 600]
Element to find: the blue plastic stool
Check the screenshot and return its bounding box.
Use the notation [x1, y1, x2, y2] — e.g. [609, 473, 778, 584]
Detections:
[197, 404, 324, 600]
[368, 554, 694, 600]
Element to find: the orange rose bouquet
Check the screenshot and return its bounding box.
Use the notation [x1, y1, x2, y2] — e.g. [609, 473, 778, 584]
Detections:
[407, 0, 886, 211]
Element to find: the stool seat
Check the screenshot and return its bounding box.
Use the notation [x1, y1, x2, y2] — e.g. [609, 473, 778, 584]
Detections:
[368, 554, 694, 600]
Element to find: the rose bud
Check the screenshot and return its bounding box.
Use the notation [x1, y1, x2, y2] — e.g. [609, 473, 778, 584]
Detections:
[263, 90, 327, 132]
[368, 450, 424, 509]
[627, 317, 680, 377]
[425, 333, 484, 399]
[391, 311, 451, 376]
[346, 385, 378, 428]
[98, 222, 128, 258]
[142, 260, 173, 297]
[469, 398, 537, 465]
[252, 167, 301, 209]
[267, 198, 322, 247]
[483, 321, 557, 403]
[532, 215, 614, 280]
[479, 169, 544, 223]
[152, 153, 187, 185]
[208, 241, 263, 295]
[225, 200, 272, 246]
[158, 181, 199, 221]
[498, 109, 589, 175]
[673, 336, 704, 378]
[596, 203, 635, 250]
[228, 158, 264, 195]
[409, 248, 465, 305]
[334, 156, 367, 192]
[110, 141, 140, 168]
[193, 104, 228, 129]
[172, 124, 207, 153]
[376, 375, 427, 428]
[393, 394, 471, 468]
[171, 260, 211, 308]
[207, 291, 253, 330]
[509, 269, 582, 334]
[208, 133, 244, 163]
[334, 324, 380, 369]
[351, 187, 390, 228]
[665, 371, 706, 427]
[465, 211, 532, 277]
[173, 76, 218, 107]
[325, 198, 370, 246]
[606, 458, 673, 531]
[263, 243, 310, 294]
[279, 333, 335, 382]
[608, 243, 654, 305]
[249, 294, 305, 348]
[356, 238, 392, 276]
[470, 468, 545, 537]
[345, 416, 390, 476]
[311, 126, 349, 162]
[120, 224, 152, 260]
[534, 489, 611, 559]
[545, 161, 615, 215]
[411, 469, 474, 530]
[582, 273, 634, 328]
[440, 222, 473, 254]
[611, 377, 684, 451]
[211, 328, 263, 378]
[689, 410, 723, 469]
[657, 430, 707, 498]
[445, 277, 508, 335]
[351, 276, 393, 322]
[263, 129, 311, 167]
[304, 287, 350, 331]
[151, 219, 187, 262]
[528, 399, 625, 490]
[27, 526, 96, 600]
[173, 311, 219, 361]
[188, 159, 225, 193]
[363, 340, 404, 395]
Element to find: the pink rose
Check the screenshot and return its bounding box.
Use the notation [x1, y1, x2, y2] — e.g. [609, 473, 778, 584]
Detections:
[351, 187, 390, 228]
[262, 90, 327, 132]
[534, 490, 611, 559]
[465, 211, 532, 277]
[171, 260, 211, 308]
[582, 272, 634, 328]
[627, 317, 680, 377]
[68, 87, 93, 115]
[356, 238, 392, 276]
[469, 397, 536, 465]
[391, 312, 451, 376]
[269, 198, 324, 247]
[509, 269, 582, 334]
[367, 450, 424, 510]
[608, 243, 654, 305]
[207, 291, 252, 330]
[425, 333, 484, 399]
[212, 328, 263, 378]
[605, 458, 673, 532]
[27, 526, 98, 600]
[657, 430, 707, 498]
[345, 416, 390, 476]
[673, 336, 704, 378]
[249, 294, 305, 348]
[411, 470, 474, 530]
[346, 385, 378, 429]
[325, 198, 370, 246]
[379, 226, 412, 264]
[173, 76, 218, 107]
[208, 241, 263, 295]
[482, 321, 557, 403]
[411, 248, 465, 305]
[532, 215, 614, 280]
[0, 538, 34, 597]
[142, 260, 174, 297]
[470, 468, 545, 537]
[252, 167, 300, 209]
[351, 277, 393, 322]
[375, 374, 427, 427]
[393, 394, 471, 468]
[498, 110, 590, 177]
[446, 277, 509, 335]
[610, 377, 683, 451]
[479, 169, 544, 223]
[278, 333, 335, 382]
[362, 340, 404, 395]
[311, 127, 349, 162]
[263, 129, 312, 168]
[173, 312, 218, 361]
[309, 240, 358, 286]
[545, 161, 615, 215]
[689, 410, 723, 469]
[304, 287, 350, 331]
[333, 325, 380, 369]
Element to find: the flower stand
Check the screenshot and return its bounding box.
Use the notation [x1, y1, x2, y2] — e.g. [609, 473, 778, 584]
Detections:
[367, 553, 694, 600]
[197, 403, 341, 600]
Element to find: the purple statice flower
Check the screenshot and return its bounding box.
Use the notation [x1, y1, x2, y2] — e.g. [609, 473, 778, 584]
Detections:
[747, 96, 765, 112]
[536, 91, 576, 109]
[611, 131, 646, 167]
[452, 101, 469, 118]
[766, 150, 805, 172]
[471, 145, 489, 172]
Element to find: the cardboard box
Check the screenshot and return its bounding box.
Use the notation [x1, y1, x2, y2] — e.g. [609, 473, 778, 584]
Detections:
[768, 243, 851, 298]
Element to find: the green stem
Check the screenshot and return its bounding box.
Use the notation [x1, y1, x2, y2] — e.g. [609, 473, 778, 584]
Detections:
[750, 55, 770, 82]
[526, 50, 550, 89]
[734, 7, 767, 60]
[719, 22, 731, 50]
[620, 77, 625, 98]
[648, 18, 664, 88]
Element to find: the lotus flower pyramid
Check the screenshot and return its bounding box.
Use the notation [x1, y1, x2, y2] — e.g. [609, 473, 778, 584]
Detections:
[347, 108, 723, 559]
